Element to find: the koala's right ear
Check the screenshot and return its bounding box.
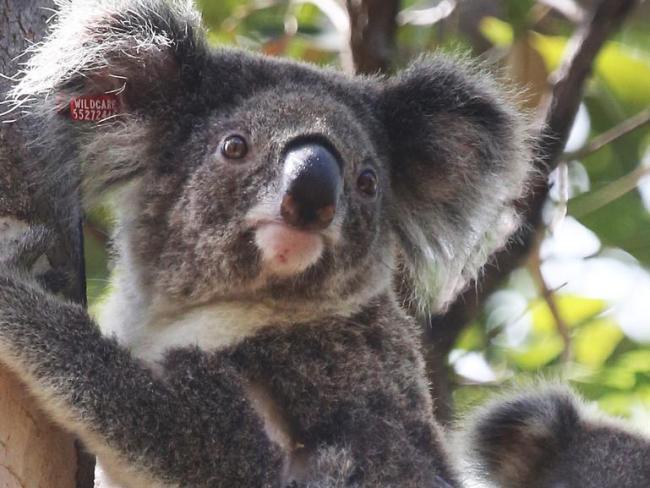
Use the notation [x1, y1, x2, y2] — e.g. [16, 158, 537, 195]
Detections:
[379, 55, 531, 312]
[11, 0, 204, 115]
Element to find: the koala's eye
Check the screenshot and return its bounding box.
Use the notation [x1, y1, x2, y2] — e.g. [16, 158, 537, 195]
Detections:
[221, 135, 248, 160]
[357, 169, 378, 197]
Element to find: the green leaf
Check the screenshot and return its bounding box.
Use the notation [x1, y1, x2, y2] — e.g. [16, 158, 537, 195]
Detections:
[482, 21, 650, 111]
[503, 0, 535, 30]
[455, 322, 484, 351]
[84, 227, 110, 314]
[452, 384, 497, 417]
[573, 318, 623, 367]
[532, 36, 650, 109]
[617, 350, 650, 373]
[595, 42, 650, 108]
[530, 294, 606, 333]
[597, 392, 636, 416]
[601, 367, 637, 390]
[530, 34, 565, 72]
[197, 0, 242, 30]
[479, 17, 513, 47]
[509, 334, 565, 370]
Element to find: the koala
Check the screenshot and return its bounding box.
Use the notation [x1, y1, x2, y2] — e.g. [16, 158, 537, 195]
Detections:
[457, 385, 650, 488]
[0, 0, 530, 486]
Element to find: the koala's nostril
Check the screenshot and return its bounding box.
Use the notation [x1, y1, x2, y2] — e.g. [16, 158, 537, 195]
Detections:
[281, 143, 342, 231]
[281, 194, 336, 230]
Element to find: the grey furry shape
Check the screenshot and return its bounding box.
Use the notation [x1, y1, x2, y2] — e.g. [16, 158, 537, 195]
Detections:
[0, 271, 285, 487]
[459, 385, 650, 488]
[1, 0, 531, 486]
[0, 270, 457, 487]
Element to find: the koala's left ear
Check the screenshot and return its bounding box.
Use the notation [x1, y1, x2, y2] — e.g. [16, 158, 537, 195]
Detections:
[379, 55, 531, 311]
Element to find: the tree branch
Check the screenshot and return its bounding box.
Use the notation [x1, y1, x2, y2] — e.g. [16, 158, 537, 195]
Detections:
[537, 0, 640, 172]
[345, 0, 399, 74]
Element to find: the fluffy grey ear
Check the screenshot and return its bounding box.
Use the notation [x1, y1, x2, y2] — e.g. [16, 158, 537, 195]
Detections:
[7, 0, 205, 200]
[380, 55, 531, 311]
[11, 0, 203, 113]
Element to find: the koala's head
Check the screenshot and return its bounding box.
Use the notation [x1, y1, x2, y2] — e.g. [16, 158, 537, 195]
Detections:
[458, 385, 650, 488]
[11, 0, 530, 312]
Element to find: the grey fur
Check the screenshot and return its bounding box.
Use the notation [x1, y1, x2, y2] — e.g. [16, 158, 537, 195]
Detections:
[1, 0, 531, 486]
[458, 385, 650, 488]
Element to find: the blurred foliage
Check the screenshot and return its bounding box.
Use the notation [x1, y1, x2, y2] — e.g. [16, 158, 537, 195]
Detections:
[452, 0, 650, 423]
[84, 0, 650, 423]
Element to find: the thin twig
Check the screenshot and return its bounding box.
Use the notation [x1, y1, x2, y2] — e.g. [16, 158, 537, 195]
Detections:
[563, 107, 650, 161]
[528, 241, 572, 364]
[570, 163, 650, 218]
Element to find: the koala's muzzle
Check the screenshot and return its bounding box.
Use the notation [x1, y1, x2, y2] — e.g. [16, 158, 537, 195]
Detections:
[281, 143, 342, 231]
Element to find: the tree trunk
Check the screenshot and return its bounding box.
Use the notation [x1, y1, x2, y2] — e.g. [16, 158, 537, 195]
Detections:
[0, 1, 93, 486]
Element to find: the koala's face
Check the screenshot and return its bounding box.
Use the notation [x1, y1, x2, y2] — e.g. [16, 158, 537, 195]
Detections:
[135, 81, 393, 306]
[18, 3, 529, 311]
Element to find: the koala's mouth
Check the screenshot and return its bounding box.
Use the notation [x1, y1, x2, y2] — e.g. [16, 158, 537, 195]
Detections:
[253, 221, 324, 277]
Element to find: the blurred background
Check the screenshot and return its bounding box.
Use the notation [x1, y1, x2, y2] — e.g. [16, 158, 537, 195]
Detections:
[84, 0, 650, 425]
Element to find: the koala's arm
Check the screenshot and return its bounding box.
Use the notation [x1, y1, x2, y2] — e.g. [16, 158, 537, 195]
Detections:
[458, 385, 650, 488]
[0, 269, 283, 488]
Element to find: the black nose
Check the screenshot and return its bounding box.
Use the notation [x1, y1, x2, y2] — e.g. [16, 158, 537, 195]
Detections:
[281, 143, 342, 231]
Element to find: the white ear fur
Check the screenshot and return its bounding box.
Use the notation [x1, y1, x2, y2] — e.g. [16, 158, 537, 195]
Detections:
[8, 0, 200, 106]
[383, 55, 533, 313]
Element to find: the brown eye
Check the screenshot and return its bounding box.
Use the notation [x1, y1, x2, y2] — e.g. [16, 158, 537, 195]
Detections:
[357, 169, 378, 197]
[221, 135, 248, 160]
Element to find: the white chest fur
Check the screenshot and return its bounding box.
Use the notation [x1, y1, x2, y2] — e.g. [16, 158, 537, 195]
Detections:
[96, 286, 315, 486]
[99, 289, 280, 365]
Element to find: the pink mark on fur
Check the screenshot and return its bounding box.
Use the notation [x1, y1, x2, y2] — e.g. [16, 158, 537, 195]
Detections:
[255, 222, 324, 276]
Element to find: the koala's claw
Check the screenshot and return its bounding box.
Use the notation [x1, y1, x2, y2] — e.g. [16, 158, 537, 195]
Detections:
[0, 223, 55, 270]
[0, 223, 68, 294]
[15, 224, 56, 268]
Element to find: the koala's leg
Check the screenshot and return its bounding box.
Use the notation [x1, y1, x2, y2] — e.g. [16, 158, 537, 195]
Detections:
[0, 271, 284, 488]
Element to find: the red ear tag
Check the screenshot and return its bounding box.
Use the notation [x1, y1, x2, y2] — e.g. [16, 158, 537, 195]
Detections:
[69, 94, 121, 122]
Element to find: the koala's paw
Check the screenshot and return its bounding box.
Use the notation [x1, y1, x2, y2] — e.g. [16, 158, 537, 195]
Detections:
[0, 220, 69, 294]
[0, 219, 50, 267]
